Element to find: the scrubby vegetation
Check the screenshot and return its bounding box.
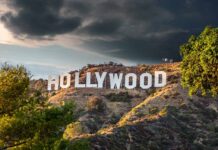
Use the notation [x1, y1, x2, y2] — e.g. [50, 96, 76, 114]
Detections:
[104, 92, 133, 102]
[54, 138, 90, 150]
[63, 121, 86, 139]
[87, 96, 105, 112]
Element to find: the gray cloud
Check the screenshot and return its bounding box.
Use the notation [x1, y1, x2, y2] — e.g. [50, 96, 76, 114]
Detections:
[82, 30, 191, 62]
[82, 18, 123, 35]
[1, 0, 81, 36]
[1, 0, 218, 63]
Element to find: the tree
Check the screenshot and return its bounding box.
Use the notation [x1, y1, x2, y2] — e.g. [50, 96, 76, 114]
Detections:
[0, 102, 76, 149]
[0, 63, 30, 115]
[0, 63, 78, 149]
[180, 26, 218, 97]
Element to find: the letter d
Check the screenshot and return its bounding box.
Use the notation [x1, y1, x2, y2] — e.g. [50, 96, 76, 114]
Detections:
[154, 71, 167, 87]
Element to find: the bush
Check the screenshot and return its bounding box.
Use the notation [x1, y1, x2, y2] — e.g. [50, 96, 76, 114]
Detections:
[0, 102, 76, 149]
[86, 96, 105, 112]
[149, 107, 159, 115]
[104, 92, 132, 102]
[63, 121, 85, 139]
[54, 138, 90, 150]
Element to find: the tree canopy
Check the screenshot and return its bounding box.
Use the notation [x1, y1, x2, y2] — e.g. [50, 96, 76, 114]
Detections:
[0, 63, 30, 115]
[180, 26, 218, 97]
[0, 63, 78, 149]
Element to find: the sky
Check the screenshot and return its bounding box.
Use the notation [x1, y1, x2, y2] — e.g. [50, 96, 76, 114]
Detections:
[0, 0, 218, 78]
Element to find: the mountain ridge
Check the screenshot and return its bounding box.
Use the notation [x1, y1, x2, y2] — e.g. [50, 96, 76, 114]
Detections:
[31, 62, 218, 150]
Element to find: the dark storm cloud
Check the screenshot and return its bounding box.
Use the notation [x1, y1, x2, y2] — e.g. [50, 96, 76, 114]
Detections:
[1, 0, 218, 62]
[1, 0, 81, 36]
[82, 30, 191, 62]
[63, 1, 91, 15]
[82, 18, 123, 35]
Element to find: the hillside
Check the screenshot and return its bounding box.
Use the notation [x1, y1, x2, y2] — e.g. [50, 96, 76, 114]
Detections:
[85, 82, 218, 150]
[44, 62, 218, 149]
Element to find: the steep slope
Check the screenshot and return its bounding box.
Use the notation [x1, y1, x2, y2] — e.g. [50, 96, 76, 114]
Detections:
[61, 88, 216, 150]
[83, 83, 218, 150]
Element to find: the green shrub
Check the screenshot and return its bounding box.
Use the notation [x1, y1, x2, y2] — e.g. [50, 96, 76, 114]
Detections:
[0, 102, 76, 149]
[149, 107, 159, 115]
[63, 121, 85, 139]
[54, 139, 90, 150]
[87, 96, 105, 112]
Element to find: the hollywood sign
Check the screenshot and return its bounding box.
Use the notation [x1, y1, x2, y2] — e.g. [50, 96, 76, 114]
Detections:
[48, 71, 167, 91]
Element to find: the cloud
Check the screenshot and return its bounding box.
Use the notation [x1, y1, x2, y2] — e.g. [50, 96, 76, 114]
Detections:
[1, 0, 81, 37]
[1, 0, 218, 63]
[81, 30, 191, 62]
[81, 18, 123, 36]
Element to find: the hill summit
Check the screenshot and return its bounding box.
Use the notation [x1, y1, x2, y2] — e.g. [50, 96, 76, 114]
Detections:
[32, 62, 218, 150]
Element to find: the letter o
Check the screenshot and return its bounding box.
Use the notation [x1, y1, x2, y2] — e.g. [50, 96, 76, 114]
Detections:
[125, 73, 137, 89]
[140, 73, 152, 89]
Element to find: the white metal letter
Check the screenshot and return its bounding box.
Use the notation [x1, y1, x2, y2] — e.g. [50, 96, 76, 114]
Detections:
[86, 72, 97, 88]
[140, 73, 152, 89]
[60, 73, 71, 89]
[154, 71, 167, 87]
[109, 73, 123, 89]
[95, 72, 107, 88]
[48, 75, 59, 91]
[75, 72, 86, 88]
[125, 73, 137, 89]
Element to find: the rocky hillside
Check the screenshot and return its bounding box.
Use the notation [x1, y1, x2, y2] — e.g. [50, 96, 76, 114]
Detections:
[85, 82, 218, 150]
[36, 62, 217, 150]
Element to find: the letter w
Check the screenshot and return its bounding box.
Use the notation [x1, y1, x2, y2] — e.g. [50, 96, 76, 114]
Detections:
[109, 73, 123, 89]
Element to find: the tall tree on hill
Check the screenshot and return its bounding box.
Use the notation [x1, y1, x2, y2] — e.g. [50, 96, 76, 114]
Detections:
[180, 26, 218, 97]
[0, 63, 30, 115]
[0, 63, 77, 149]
